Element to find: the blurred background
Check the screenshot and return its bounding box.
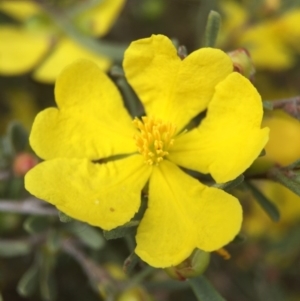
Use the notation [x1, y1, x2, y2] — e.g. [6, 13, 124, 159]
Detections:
[1, 0, 300, 300]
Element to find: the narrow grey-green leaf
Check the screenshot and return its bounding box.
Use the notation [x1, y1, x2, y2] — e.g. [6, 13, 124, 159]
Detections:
[244, 181, 280, 222]
[188, 275, 226, 301]
[7, 121, 29, 153]
[203, 10, 221, 47]
[17, 264, 39, 297]
[58, 211, 72, 223]
[65, 222, 105, 250]
[23, 216, 51, 234]
[259, 149, 266, 157]
[272, 225, 300, 254]
[271, 168, 300, 197]
[287, 158, 300, 169]
[231, 233, 246, 244]
[115, 76, 143, 117]
[263, 101, 274, 110]
[104, 221, 139, 240]
[39, 252, 57, 301]
[0, 240, 31, 257]
[123, 252, 140, 275]
[213, 174, 244, 191]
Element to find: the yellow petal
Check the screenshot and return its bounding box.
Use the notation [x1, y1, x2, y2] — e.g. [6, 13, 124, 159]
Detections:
[76, 0, 125, 36]
[135, 160, 242, 268]
[0, 26, 49, 75]
[30, 59, 137, 160]
[123, 34, 233, 131]
[239, 24, 294, 70]
[277, 10, 300, 52]
[0, 1, 40, 21]
[25, 155, 151, 230]
[169, 72, 269, 183]
[258, 110, 300, 166]
[33, 38, 111, 83]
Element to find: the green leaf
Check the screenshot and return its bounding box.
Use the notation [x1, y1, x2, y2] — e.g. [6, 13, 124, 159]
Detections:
[115, 76, 143, 117]
[123, 252, 140, 275]
[263, 101, 274, 110]
[213, 174, 244, 191]
[287, 158, 300, 169]
[65, 222, 105, 250]
[42, 2, 127, 61]
[7, 121, 29, 153]
[271, 224, 300, 254]
[17, 264, 39, 297]
[58, 211, 72, 223]
[270, 168, 300, 197]
[23, 216, 52, 234]
[203, 10, 221, 47]
[188, 275, 226, 301]
[46, 230, 60, 253]
[6, 177, 24, 198]
[104, 221, 139, 240]
[231, 233, 246, 244]
[244, 181, 280, 222]
[38, 251, 57, 301]
[259, 149, 266, 157]
[0, 137, 11, 169]
[0, 240, 31, 257]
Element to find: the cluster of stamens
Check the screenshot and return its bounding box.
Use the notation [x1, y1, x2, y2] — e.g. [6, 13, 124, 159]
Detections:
[133, 116, 177, 166]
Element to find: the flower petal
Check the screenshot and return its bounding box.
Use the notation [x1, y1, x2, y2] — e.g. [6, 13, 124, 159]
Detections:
[279, 9, 300, 52]
[33, 38, 111, 83]
[168, 72, 269, 183]
[0, 26, 49, 75]
[123, 34, 233, 131]
[30, 59, 137, 160]
[262, 110, 300, 166]
[25, 155, 151, 230]
[0, 1, 40, 21]
[75, 0, 125, 37]
[135, 160, 242, 268]
[240, 24, 294, 70]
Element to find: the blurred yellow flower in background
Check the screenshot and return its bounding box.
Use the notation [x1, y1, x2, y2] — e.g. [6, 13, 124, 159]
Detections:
[251, 110, 300, 173]
[25, 35, 268, 267]
[0, 0, 125, 82]
[245, 109, 300, 238]
[219, 0, 300, 71]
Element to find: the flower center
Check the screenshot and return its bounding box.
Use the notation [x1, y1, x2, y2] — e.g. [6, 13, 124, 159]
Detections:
[133, 116, 176, 166]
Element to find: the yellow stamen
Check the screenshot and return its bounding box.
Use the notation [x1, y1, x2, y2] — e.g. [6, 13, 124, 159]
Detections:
[133, 116, 176, 166]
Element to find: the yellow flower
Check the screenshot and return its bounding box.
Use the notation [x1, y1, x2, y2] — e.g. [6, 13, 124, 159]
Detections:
[0, 0, 125, 82]
[219, 1, 300, 70]
[250, 109, 300, 175]
[25, 35, 269, 267]
[239, 19, 295, 71]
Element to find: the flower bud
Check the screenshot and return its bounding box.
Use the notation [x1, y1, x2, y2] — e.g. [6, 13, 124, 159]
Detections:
[164, 249, 210, 281]
[227, 48, 255, 80]
[13, 152, 38, 177]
